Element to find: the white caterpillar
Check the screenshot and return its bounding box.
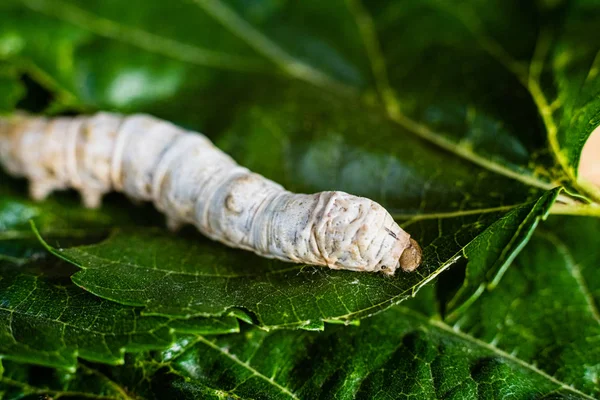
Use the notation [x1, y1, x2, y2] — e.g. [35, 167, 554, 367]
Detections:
[0, 113, 421, 274]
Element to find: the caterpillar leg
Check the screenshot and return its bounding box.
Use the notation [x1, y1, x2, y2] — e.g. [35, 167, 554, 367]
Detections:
[80, 189, 103, 209]
[29, 180, 57, 202]
[166, 216, 184, 232]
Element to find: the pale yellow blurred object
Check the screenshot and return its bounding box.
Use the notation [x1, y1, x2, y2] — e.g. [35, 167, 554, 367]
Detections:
[579, 125, 600, 187]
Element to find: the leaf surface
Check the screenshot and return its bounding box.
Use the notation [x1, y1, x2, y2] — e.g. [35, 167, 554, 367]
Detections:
[0, 258, 238, 371]
[90, 215, 600, 399]
[44, 190, 559, 329]
[0, 186, 239, 371]
[0, 360, 131, 400]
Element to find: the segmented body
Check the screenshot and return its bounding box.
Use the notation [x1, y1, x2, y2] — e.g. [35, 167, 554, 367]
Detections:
[0, 113, 421, 274]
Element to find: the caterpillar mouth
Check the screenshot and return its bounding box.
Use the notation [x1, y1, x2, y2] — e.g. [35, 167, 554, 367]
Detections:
[399, 238, 422, 272]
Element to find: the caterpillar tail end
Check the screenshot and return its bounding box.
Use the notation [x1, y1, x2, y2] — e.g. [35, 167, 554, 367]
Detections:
[398, 238, 422, 273]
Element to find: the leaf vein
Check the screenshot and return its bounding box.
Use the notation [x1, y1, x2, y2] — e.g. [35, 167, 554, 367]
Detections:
[395, 306, 596, 399]
[22, 0, 269, 72]
[191, 0, 352, 94]
[196, 335, 299, 399]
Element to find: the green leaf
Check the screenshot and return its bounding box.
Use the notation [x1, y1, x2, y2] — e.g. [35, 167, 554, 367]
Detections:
[0, 189, 239, 371]
[3, 0, 593, 328]
[2, 0, 597, 201]
[453, 215, 600, 397]
[355, 0, 556, 182]
[0, 66, 24, 114]
[40, 189, 559, 329]
[87, 215, 600, 399]
[1, 0, 599, 397]
[0, 359, 130, 400]
[0, 177, 157, 263]
[1, 0, 569, 183]
[0, 258, 238, 371]
[445, 189, 560, 315]
[19, 77, 561, 328]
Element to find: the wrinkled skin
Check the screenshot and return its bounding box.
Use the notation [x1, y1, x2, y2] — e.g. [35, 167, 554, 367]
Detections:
[0, 113, 422, 274]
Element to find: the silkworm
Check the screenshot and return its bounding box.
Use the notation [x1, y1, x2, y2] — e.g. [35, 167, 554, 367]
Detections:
[0, 113, 422, 274]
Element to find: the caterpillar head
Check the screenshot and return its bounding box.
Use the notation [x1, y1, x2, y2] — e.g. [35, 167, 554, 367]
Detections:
[398, 238, 422, 272]
[316, 192, 422, 275]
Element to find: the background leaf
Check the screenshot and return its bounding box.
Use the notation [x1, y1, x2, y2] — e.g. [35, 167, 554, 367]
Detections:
[0, 258, 239, 371]
[0, 65, 24, 114]
[0, 184, 239, 371]
[1, 0, 578, 185]
[0, 177, 156, 264]
[453, 215, 600, 397]
[74, 215, 598, 399]
[0, 360, 129, 400]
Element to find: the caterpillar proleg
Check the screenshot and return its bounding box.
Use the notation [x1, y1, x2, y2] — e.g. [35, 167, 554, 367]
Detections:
[0, 113, 422, 274]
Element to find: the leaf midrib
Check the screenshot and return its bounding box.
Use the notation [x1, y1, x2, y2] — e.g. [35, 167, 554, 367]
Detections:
[395, 203, 522, 225]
